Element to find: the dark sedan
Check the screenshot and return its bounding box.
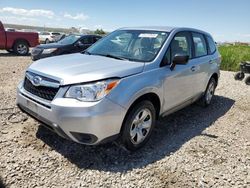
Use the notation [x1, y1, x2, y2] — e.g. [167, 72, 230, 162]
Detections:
[31, 34, 102, 61]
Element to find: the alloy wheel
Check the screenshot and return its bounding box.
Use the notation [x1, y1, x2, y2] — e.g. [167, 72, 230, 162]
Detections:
[206, 81, 215, 104]
[130, 108, 152, 145]
[17, 44, 28, 55]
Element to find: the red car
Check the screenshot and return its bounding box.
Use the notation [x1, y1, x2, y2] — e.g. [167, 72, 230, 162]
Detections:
[0, 21, 39, 55]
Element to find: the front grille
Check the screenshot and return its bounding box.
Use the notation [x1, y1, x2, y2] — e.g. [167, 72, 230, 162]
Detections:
[23, 78, 59, 101]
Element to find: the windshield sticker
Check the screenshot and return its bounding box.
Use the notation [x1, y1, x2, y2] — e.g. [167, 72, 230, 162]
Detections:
[139, 33, 158, 38]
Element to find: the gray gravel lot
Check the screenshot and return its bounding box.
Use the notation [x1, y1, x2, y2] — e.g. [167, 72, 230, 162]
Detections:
[0, 50, 249, 187]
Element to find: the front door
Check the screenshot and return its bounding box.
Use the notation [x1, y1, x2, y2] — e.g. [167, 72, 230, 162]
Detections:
[161, 31, 196, 111]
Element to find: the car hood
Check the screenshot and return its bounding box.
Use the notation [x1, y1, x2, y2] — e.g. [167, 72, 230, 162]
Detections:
[28, 53, 145, 85]
[36, 43, 69, 49]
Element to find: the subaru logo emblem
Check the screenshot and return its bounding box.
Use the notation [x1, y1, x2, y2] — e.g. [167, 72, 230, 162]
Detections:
[32, 76, 42, 87]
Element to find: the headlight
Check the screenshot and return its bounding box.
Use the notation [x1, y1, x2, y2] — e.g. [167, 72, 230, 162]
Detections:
[42, 48, 57, 54]
[65, 79, 120, 102]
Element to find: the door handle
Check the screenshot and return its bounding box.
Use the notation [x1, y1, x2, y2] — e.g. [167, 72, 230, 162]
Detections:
[190, 66, 196, 72]
[209, 60, 213, 64]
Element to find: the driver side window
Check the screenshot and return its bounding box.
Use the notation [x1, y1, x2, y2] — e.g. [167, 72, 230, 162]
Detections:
[162, 32, 192, 66]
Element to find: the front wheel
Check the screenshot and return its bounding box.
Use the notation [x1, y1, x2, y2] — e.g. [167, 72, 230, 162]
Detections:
[120, 101, 156, 151]
[198, 78, 216, 107]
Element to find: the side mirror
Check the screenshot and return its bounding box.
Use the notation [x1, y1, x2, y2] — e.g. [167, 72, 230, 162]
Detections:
[170, 54, 189, 70]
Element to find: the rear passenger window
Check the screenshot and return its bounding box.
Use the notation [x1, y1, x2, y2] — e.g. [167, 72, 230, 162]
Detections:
[206, 36, 216, 54]
[192, 33, 207, 57]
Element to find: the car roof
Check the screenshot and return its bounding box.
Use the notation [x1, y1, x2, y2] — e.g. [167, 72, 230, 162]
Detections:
[118, 26, 211, 36]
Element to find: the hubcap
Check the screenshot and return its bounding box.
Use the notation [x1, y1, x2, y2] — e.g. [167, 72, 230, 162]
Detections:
[206, 82, 215, 103]
[17, 44, 27, 54]
[130, 108, 152, 145]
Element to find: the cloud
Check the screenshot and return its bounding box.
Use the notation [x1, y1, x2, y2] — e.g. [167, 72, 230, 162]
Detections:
[0, 7, 54, 18]
[0, 15, 39, 26]
[64, 13, 89, 21]
[236, 33, 250, 38]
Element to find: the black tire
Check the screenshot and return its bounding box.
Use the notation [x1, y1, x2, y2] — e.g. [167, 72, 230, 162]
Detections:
[245, 76, 250, 85]
[13, 41, 29, 56]
[234, 72, 245, 80]
[198, 78, 217, 107]
[120, 100, 156, 151]
[45, 39, 50, 44]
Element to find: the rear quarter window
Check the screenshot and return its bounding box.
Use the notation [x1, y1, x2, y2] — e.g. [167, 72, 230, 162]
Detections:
[206, 36, 216, 54]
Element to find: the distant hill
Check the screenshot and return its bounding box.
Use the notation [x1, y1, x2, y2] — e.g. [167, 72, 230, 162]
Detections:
[3, 23, 92, 34]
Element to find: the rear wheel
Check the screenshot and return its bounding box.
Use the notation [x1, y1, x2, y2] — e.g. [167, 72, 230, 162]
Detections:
[13, 41, 29, 55]
[121, 101, 156, 151]
[234, 72, 245, 80]
[45, 39, 50, 44]
[198, 78, 216, 107]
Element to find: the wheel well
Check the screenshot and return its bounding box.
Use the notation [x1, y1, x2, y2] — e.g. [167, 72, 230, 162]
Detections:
[127, 93, 161, 119]
[13, 39, 30, 48]
[211, 73, 218, 86]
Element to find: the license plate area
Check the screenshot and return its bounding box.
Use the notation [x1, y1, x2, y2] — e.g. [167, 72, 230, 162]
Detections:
[26, 100, 38, 113]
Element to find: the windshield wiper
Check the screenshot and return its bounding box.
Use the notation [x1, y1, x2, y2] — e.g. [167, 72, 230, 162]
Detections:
[82, 52, 130, 61]
[103, 54, 129, 61]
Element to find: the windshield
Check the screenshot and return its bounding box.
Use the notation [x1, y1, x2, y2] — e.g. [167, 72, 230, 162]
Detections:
[58, 35, 81, 45]
[86, 30, 169, 62]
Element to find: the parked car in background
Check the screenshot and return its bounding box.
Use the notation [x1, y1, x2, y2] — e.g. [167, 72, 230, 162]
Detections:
[31, 34, 102, 60]
[17, 26, 221, 150]
[0, 21, 39, 55]
[53, 34, 66, 42]
[39, 32, 61, 44]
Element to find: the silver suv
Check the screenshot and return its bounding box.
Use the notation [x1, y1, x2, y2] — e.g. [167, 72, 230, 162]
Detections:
[17, 27, 221, 150]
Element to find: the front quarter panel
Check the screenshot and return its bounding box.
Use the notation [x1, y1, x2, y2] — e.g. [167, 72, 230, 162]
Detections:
[106, 68, 164, 112]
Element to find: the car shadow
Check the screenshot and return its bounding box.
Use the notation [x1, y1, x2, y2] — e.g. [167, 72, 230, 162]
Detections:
[0, 52, 31, 57]
[36, 95, 235, 172]
[0, 176, 5, 188]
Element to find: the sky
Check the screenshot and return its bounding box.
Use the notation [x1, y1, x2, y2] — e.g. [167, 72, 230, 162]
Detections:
[0, 0, 250, 42]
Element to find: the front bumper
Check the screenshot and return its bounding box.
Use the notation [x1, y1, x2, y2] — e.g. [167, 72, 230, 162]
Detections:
[16, 82, 127, 145]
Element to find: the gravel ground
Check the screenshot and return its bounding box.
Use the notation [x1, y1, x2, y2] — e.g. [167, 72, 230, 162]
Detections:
[0, 50, 249, 188]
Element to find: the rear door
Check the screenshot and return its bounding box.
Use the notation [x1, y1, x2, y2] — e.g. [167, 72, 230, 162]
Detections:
[161, 31, 197, 111]
[190, 32, 211, 94]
